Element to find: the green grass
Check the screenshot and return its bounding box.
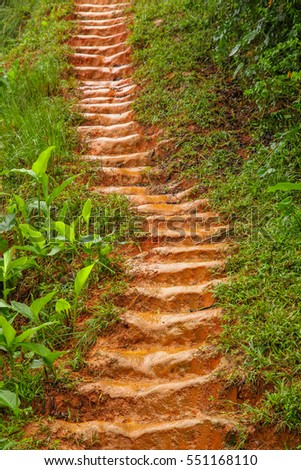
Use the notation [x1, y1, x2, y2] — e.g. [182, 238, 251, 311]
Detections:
[0, 0, 139, 449]
[131, 0, 301, 439]
[0, 0, 77, 174]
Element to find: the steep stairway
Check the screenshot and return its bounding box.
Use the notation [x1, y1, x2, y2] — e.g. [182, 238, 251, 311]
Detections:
[42, 0, 239, 450]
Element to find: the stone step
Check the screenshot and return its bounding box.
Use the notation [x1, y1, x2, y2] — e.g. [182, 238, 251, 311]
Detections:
[87, 345, 222, 380]
[117, 308, 222, 347]
[80, 95, 133, 104]
[71, 52, 130, 68]
[78, 121, 139, 138]
[81, 134, 143, 155]
[128, 261, 224, 286]
[78, 24, 127, 36]
[75, 64, 132, 80]
[128, 194, 172, 205]
[142, 212, 221, 230]
[74, 42, 129, 57]
[76, 2, 130, 9]
[48, 414, 236, 450]
[76, 12, 126, 22]
[70, 32, 128, 47]
[142, 226, 230, 245]
[82, 152, 150, 167]
[136, 200, 209, 216]
[79, 77, 133, 88]
[76, 17, 126, 25]
[79, 84, 136, 99]
[96, 167, 162, 186]
[52, 366, 233, 423]
[127, 188, 195, 206]
[81, 111, 134, 126]
[103, 48, 131, 66]
[92, 185, 148, 196]
[124, 280, 224, 312]
[79, 99, 133, 114]
[133, 244, 229, 263]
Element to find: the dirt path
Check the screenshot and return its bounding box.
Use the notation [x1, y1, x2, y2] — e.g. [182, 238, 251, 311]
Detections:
[43, 0, 240, 449]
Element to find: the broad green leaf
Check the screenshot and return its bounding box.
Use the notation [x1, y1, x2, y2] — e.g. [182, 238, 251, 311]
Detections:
[16, 321, 55, 343]
[42, 351, 66, 368]
[268, 183, 301, 192]
[30, 358, 44, 369]
[28, 200, 48, 215]
[10, 301, 34, 321]
[242, 28, 260, 45]
[32, 146, 55, 176]
[55, 299, 71, 314]
[0, 300, 10, 309]
[10, 169, 38, 180]
[13, 194, 28, 219]
[30, 292, 56, 320]
[10, 258, 38, 275]
[80, 235, 94, 244]
[241, 20, 263, 46]
[58, 201, 69, 220]
[14, 245, 42, 255]
[3, 288, 15, 300]
[3, 249, 13, 273]
[0, 214, 16, 234]
[7, 257, 28, 273]
[82, 199, 92, 225]
[22, 342, 50, 356]
[101, 245, 112, 256]
[0, 334, 9, 352]
[229, 42, 241, 57]
[0, 316, 16, 347]
[48, 175, 77, 206]
[23, 343, 66, 368]
[53, 221, 75, 243]
[0, 390, 20, 414]
[74, 263, 95, 297]
[19, 224, 45, 248]
[47, 246, 64, 257]
[233, 62, 244, 78]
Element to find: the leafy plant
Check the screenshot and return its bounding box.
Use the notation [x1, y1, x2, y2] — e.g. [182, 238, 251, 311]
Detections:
[71, 263, 95, 331]
[0, 249, 37, 301]
[0, 315, 55, 372]
[4, 147, 77, 223]
[0, 386, 21, 416]
[0, 292, 56, 324]
[25, 343, 67, 378]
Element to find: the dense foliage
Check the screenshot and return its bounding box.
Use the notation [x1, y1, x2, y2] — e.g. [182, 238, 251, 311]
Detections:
[0, 0, 134, 448]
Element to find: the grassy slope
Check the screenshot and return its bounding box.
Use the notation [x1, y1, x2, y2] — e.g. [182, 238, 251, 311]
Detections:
[0, 0, 75, 449]
[0, 0, 77, 171]
[130, 0, 301, 439]
[0, 0, 136, 449]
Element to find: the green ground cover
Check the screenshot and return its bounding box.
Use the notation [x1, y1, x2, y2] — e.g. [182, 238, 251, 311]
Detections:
[0, 0, 136, 448]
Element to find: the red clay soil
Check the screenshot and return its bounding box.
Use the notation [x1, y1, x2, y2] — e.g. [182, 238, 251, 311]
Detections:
[26, 0, 298, 450]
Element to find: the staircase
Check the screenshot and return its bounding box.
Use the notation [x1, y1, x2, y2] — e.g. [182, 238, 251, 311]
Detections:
[43, 0, 239, 450]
